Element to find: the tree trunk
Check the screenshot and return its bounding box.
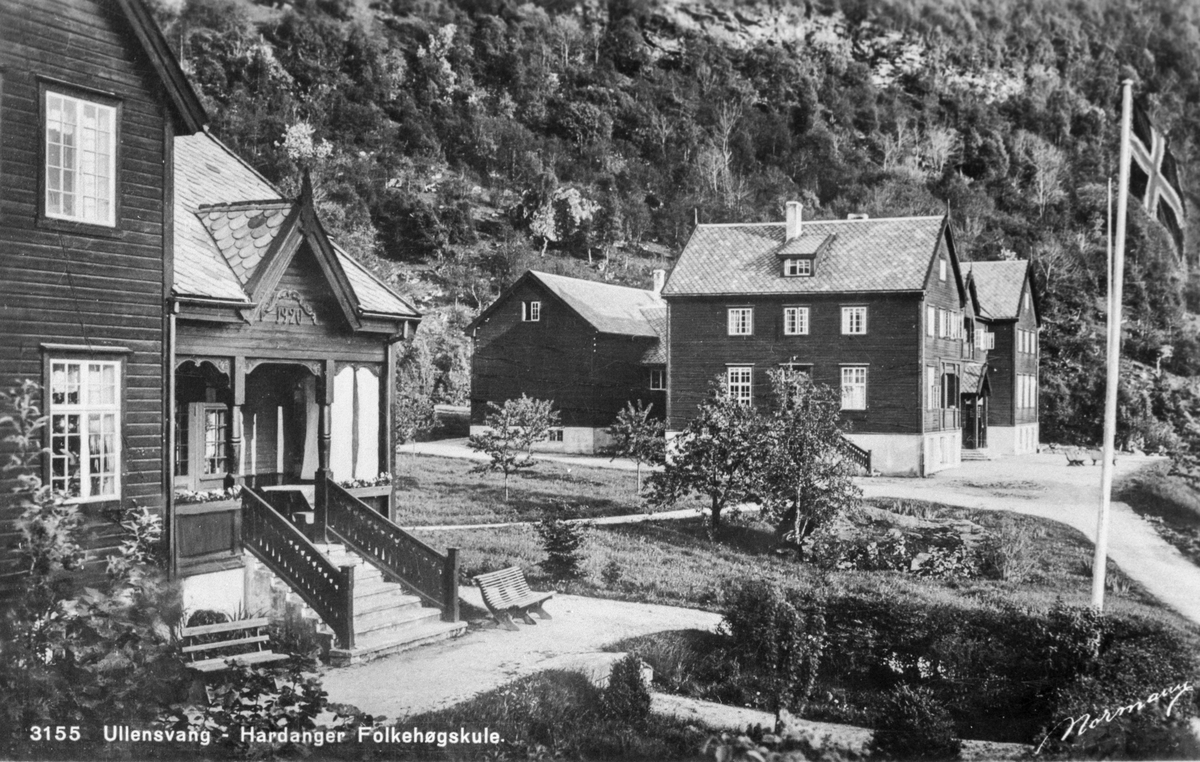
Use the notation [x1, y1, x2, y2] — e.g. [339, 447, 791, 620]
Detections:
[635, 461, 641, 494]
[710, 496, 723, 534]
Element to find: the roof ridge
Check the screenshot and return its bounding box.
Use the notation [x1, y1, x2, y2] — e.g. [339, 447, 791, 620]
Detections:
[198, 199, 293, 212]
[695, 215, 944, 229]
[529, 270, 659, 297]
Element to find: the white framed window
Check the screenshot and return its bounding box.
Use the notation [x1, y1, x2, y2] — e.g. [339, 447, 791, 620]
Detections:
[650, 368, 666, 391]
[727, 366, 753, 404]
[45, 91, 116, 226]
[783, 258, 812, 277]
[985, 331, 996, 350]
[522, 300, 541, 322]
[840, 366, 867, 410]
[548, 428, 564, 442]
[926, 306, 935, 337]
[48, 359, 121, 500]
[927, 366, 938, 410]
[728, 307, 753, 336]
[939, 258, 947, 281]
[841, 306, 867, 335]
[1032, 331, 1037, 355]
[783, 306, 809, 336]
[974, 328, 985, 349]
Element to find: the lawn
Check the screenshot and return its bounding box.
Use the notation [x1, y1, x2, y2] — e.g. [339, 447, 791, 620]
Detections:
[390, 454, 699, 526]
[414, 500, 1200, 751]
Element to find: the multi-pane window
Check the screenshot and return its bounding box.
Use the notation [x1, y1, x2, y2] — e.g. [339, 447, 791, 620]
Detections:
[926, 306, 935, 337]
[783, 306, 809, 336]
[841, 306, 867, 335]
[48, 359, 120, 500]
[728, 308, 753, 336]
[650, 368, 666, 391]
[202, 407, 229, 476]
[927, 366, 939, 409]
[941, 368, 960, 409]
[548, 429, 565, 442]
[522, 300, 541, 322]
[783, 258, 812, 277]
[727, 366, 753, 404]
[841, 366, 867, 410]
[45, 92, 116, 226]
[1018, 373, 1038, 409]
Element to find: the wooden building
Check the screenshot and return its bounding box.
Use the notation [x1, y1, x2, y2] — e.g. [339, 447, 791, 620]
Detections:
[662, 203, 998, 476]
[967, 261, 1040, 455]
[467, 270, 666, 454]
[0, 0, 205, 594]
[168, 132, 421, 609]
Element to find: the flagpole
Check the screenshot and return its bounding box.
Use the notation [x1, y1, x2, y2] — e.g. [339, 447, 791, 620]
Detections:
[1093, 80, 1132, 609]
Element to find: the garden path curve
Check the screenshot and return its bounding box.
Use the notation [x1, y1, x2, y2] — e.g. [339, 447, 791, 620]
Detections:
[861, 452, 1200, 627]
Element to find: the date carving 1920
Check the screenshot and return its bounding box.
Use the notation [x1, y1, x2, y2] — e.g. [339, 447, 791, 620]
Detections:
[258, 289, 318, 326]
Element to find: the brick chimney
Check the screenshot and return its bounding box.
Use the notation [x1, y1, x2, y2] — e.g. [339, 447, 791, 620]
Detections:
[785, 201, 802, 241]
[652, 269, 666, 295]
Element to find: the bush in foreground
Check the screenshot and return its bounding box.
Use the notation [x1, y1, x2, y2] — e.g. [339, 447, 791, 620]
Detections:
[870, 684, 961, 761]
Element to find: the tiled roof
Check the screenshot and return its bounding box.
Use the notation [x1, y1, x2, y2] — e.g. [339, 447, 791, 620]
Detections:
[172, 132, 419, 319]
[640, 306, 668, 364]
[334, 244, 421, 318]
[663, 216, 947, 296]
[530, 271, 665, 337]
[198, 201, 292, 285]
[962, 363, 988, 394]
[968, 261, 1029, 320]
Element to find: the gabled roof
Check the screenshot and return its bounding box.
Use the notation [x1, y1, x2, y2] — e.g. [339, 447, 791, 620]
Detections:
[640, 306, 668, 364]
[114, 0, 207, 133]
[172, 132, 419, 321]
[663, 216, 949, 296]
[962, 363, 991, 396]
[968, 261, 1032, 320]
[531, 271, 666, 337]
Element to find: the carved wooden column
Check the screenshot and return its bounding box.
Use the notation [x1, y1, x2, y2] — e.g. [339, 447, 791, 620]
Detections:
[227, 356, 246, 490]
[314, 359, 335, 541]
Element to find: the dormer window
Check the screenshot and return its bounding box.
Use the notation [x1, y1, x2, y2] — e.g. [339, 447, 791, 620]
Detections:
[783, 258, 812, 277]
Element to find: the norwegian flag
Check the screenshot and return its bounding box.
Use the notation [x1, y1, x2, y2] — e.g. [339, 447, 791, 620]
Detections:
[1129, 98, 1186, 255]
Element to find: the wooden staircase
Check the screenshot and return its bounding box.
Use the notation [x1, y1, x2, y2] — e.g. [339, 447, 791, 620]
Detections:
[242, 485, 465, 667]
[318, 542, 465, 666]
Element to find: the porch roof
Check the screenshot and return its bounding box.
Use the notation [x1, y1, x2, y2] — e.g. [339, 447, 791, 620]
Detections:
[172, 133, 419, 320]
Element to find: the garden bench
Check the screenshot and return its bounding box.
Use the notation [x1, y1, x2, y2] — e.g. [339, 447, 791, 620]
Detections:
[1085, 448, 1116, 466]
[474, 566, 554, 631]
[1064, 448, 1086, 466]
[180, 617, 289, 673]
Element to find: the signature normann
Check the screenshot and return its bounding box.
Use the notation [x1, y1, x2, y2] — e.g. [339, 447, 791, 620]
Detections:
[1033, 680, 1195, 754]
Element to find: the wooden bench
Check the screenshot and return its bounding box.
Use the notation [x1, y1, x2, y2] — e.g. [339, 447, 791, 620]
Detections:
[1085, 448, 1117, 466]
[1065, 448, 1086, 466]
[474, 567, 554, 631]
[180, 617, 290, 673]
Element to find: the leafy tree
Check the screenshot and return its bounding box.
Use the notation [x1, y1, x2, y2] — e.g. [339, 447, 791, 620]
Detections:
[606, 400, 664, 494]
[760, 369, 862, 546]
[394, 393, 437, 464]
[467, 395, 559, 501]
[646, 378, 766, 534]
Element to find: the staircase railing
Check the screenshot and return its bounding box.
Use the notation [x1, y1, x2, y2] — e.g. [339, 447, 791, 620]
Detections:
[839, 436, 872, 475]
[242, 488, 356, 649]
[325, 481, 460, 622]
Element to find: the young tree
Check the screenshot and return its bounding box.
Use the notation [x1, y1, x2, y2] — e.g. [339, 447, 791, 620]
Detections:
[606, 400, 665, 494]
[759, 369, 862, 546]
[646, 379, 766, 534]
[467, 395, 559, 501]
[394, 393, 437, 464]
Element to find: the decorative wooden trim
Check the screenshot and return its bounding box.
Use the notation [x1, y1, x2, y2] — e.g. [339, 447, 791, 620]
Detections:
[40, 343, 132, 355]
[256, 289, 319, 326]
[245, 358, 321, 376]
[176, 356, 230, 376]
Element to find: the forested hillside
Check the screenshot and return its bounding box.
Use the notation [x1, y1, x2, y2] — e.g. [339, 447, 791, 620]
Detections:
[150, 0, 1200, 448]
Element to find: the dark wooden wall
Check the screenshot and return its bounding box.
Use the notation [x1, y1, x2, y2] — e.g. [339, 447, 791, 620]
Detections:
[665, 292, 923, 434]
[987, 279, 1039, 428]
[921, 235, 973, 432]
[0, 0, 173, 594]
[470, 280, 662, 430]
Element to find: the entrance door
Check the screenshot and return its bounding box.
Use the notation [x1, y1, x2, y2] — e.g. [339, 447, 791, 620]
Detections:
[962, 395, 979, 449]
[175, 402, 230, 491]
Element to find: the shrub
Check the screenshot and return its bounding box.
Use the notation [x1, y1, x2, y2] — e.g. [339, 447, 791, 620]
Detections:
[534, 515, 586, 580]
[722, 580, 826, 725]
[601, 558, 624, 586]
[870, 684, 962, 760]
[601, 654, 652, 726]
[980, 522, 1038, 582]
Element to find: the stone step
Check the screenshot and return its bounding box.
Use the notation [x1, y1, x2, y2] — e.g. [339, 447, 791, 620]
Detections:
[329, 620, 468, 667]
[355, 586, 424, 615]
[354, 603, 443, 636]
